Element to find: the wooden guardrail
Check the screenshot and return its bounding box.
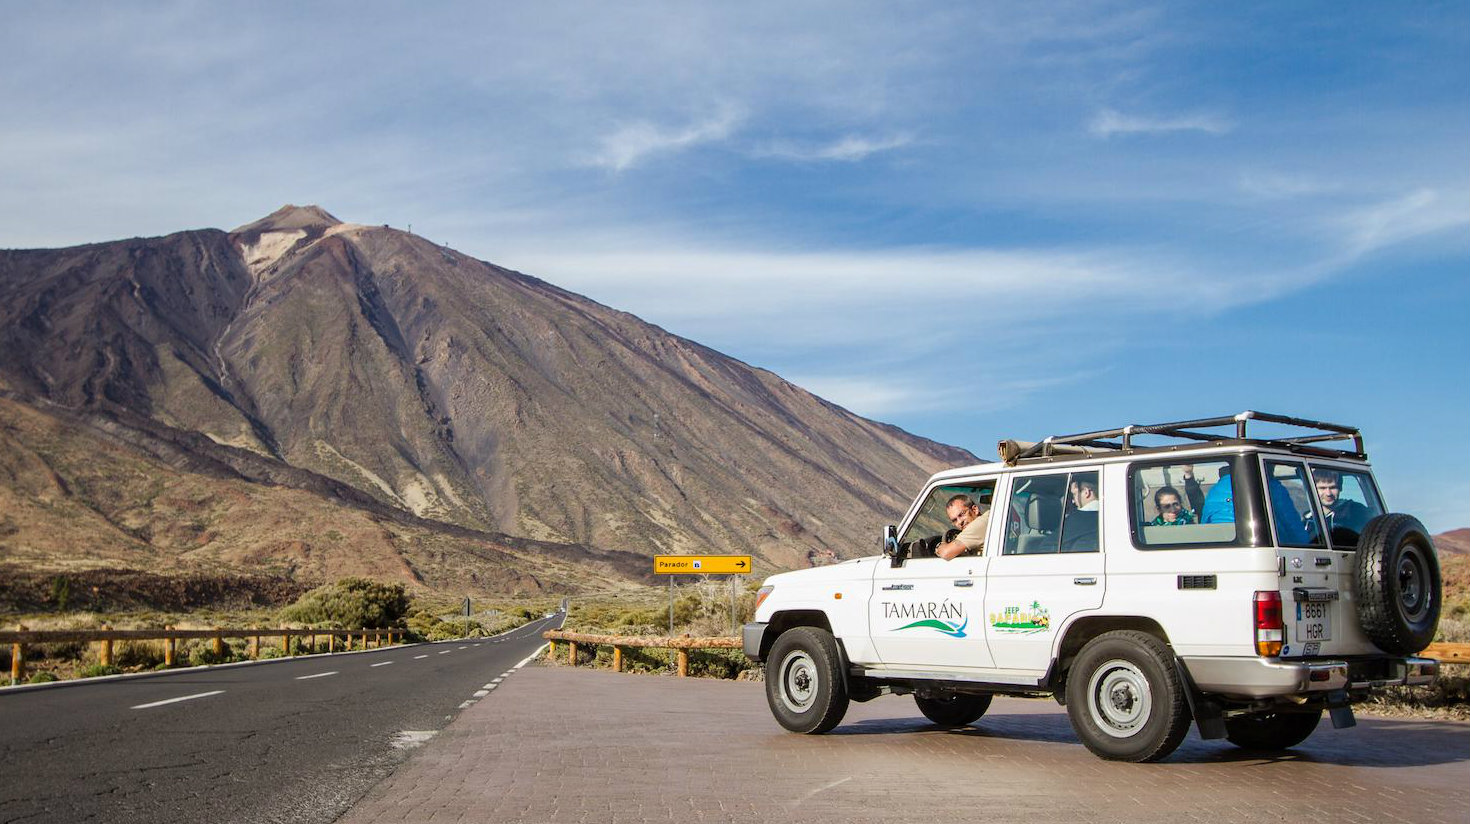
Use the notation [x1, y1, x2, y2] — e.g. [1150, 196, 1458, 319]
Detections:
[543, 630, 740, 677]
[3, 626, 408, 685]
[1421, 642, 1469, 665]
[541, 631, 1469, 678]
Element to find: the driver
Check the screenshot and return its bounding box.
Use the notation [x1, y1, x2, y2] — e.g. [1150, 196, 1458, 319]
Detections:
[936, 494, 990, 560]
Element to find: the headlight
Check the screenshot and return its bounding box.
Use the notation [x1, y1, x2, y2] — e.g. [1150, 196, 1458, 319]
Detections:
[754, 585, 774, 611]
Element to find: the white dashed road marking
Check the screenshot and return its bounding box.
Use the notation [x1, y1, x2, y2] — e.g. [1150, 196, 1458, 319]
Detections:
[370, 661, 394, 667]
[438, 650, 452, 655]
[295, 671, 338, 680]
[473, 690, 489, 698]
[131, 690, 225, 709]
[414, 654, 429, 659]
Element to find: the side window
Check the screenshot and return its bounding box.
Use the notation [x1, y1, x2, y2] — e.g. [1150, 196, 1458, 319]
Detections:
[1264, 461, 1325, 548]
[899, 482, 996, 558]
[1308, 466, 1384, 550]
[1003, 470, 1101, 555]
[1061, 471, 1100, 553]
[1131, 459, 1241, 547]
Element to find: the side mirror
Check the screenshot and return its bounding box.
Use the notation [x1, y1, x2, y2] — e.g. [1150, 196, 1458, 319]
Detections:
[882, 524, 907, 568]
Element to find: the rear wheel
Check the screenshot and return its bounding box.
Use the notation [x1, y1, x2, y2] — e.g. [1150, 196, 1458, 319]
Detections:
[764, 627, 849, 734]
[1065, 630, 1191, 762]
[1224, 709, 1321, 751]
[915, 692, 992, 727]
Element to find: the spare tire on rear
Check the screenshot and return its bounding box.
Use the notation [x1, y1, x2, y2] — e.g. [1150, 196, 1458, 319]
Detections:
[1354, 513, 1441, 654]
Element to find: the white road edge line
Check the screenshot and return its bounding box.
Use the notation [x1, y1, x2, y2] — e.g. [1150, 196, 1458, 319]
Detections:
[131, 690, 225, 709]
[370, 661, 394, 667]
[473, 690, 489, 697]
[295, 671, 338, 680]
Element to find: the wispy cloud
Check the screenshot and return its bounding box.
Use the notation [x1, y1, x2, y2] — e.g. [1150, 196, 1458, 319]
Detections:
[1334, 189, 1467, 259]
[1237, 170, 1336, 200]
[752, 133, 915, 163]
[587, 108, 743, 172]
[1088, 107, 1233, 138]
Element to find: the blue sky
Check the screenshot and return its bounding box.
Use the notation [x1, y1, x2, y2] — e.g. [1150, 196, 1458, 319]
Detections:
[2, 2, 1466, 531]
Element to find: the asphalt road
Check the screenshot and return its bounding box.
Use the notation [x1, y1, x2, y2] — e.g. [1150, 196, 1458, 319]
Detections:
[0, 612, 562, 824]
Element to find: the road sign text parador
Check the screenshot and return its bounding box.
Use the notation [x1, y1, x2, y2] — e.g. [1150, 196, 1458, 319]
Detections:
[654, 555, 752, 575]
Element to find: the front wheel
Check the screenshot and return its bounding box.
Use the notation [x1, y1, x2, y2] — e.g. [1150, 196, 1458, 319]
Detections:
[764, 627, 849, 734]
[1225, 709, 1321, 751]
[915, 692, 992, 727]
[1064, 630, 1191, 762]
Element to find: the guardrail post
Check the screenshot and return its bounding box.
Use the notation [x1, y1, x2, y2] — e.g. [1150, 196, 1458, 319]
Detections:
[612, 646, 623, 673]
[248, 635, 259, 659]
[213, 628, 224, 657]
[676, 648, 688, 677]
[11, 625, 26, 684]
[282, 630, 292, 656]
[567, 641, 577, 665]
[547, 640, 555, 658]
[359, 629, 368, 649]
[164, 626, 176, 667]
[99, 625, 113, 667]
[329, 632, 337, 653]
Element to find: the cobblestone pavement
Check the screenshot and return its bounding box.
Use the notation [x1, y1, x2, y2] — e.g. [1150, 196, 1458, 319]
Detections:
[338, 666, 1470, 824]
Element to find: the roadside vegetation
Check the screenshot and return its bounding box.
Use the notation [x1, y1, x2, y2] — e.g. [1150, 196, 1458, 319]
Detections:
[1, 576, 555, 685]
[541, 578, 763, 680]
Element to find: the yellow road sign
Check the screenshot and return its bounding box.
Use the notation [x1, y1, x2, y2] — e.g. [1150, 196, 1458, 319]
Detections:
[654, 555, 753, 575]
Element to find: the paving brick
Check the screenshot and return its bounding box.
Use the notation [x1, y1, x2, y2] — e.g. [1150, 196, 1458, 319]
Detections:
[339, 666, 1470, 824]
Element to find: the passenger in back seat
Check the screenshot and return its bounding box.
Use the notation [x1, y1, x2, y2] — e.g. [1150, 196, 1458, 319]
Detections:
[1062, 478, 1100, 552]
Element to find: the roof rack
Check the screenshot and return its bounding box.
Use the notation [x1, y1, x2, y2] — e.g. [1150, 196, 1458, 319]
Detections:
[998, 411, 1365, 465]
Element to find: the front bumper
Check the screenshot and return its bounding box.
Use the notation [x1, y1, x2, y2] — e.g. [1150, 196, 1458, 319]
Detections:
[1182, 655, 1438, 699]
[742, 622, 768, 662]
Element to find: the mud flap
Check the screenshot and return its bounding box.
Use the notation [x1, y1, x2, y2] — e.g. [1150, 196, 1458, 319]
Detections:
[1173, 657, 1227, 739]
[1327, 689, 1356, 729]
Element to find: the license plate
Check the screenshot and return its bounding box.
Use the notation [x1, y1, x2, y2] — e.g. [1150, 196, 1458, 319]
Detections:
[1296, 601, 1332, 642]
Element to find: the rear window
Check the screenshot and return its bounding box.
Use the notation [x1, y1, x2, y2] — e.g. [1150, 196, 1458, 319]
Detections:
[1308, 465, 1384, 550]
[1129, 458, 1242, 548]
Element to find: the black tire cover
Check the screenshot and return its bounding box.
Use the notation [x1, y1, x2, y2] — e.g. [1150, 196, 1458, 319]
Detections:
[1354, 513, 1442, 654]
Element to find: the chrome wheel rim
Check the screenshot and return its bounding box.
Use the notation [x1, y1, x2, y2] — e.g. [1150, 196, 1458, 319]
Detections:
[1087, 658, 1151, 738]
[778, 649, 818, 714]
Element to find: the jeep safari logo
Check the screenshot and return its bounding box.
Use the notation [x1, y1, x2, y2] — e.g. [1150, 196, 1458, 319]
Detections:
[883, 600, 968, 638]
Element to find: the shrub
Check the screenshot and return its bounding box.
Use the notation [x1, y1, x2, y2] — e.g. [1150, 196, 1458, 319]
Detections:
[278, 578, 409, 629]
[79, 664, 122, 678]
[114, 639, 164, 669]
[27, 671, 58, 684]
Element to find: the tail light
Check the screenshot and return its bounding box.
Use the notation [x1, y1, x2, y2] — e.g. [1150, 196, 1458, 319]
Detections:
[754, 585, 774, 611]
[1254, 590, 1283, 657]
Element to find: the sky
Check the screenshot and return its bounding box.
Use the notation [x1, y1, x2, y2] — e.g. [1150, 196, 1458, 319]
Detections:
[1, 1, 1466, 532]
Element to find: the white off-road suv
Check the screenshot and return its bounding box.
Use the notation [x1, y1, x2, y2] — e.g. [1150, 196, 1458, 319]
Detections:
[743, 412, 1441, 762]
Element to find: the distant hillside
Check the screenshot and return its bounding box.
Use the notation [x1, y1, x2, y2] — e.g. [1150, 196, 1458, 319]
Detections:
[0, 205, 976, 592]
[1434, 528, 1470, 556]
[0, 392, 648, 599]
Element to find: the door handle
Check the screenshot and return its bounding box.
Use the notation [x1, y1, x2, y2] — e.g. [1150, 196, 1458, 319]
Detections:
[881, 584, 913, 591]
[953, 580, 973, 587]
[1073, 577, 1097, 586]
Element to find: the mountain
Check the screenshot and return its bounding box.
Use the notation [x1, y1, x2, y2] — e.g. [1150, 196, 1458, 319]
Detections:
[0, 205, 975, 590]
[1435, 528, 1470, 556]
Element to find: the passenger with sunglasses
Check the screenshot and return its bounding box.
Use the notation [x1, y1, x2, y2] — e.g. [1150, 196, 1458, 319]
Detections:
[1148, 466, 1205, 526]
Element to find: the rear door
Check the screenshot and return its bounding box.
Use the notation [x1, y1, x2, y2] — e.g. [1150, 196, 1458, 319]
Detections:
[984, 469, 1105, 672]
[1262, 458, 1384, 658]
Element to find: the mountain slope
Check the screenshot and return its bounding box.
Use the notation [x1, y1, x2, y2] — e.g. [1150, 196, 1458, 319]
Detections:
[0, 205, 976, 576]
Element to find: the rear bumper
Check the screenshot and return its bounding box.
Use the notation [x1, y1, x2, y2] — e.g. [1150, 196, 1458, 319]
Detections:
[1182, 655, 1437, 699]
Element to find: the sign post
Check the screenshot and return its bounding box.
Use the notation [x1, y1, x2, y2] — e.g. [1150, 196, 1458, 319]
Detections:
[653, 556, 754, 638]
[463, 597, 471, 638]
